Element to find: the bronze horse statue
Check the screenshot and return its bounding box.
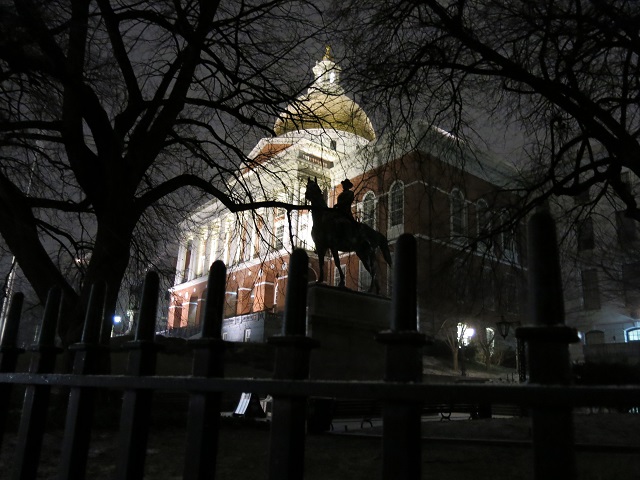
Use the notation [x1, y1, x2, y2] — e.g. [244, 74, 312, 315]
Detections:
[304, 177, 392, 294]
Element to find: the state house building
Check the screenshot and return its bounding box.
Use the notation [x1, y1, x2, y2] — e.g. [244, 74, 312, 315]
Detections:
[167, 50, 524, 353]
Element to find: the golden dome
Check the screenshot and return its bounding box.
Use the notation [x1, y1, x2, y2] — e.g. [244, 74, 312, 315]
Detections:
[273, 51, 376, 141]
[273, 91, 376, 141]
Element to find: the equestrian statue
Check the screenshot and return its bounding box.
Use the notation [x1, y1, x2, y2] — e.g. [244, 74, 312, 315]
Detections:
[304, 177, 392, 294]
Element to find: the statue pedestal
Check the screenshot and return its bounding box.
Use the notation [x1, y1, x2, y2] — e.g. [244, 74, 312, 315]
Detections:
[307, 284, 390, 380]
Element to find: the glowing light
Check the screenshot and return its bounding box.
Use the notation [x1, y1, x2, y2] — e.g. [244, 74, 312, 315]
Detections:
[457, 323, 475, 346]
[113, 315, 122, 324]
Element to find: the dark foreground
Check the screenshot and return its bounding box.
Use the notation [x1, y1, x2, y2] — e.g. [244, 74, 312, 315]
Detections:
[1, 413, 638, 479]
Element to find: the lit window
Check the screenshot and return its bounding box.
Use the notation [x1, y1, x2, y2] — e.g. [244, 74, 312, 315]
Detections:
[626, 327, 640, 342]
[274, 224, 284, 250]
[389, 182, 404, 227]
[457, 323, 475, 346]
[187, 294, 198, 326]
[362, 192, 376, 228]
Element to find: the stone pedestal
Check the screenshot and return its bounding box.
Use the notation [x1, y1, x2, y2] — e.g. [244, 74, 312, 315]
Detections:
[306, 284, 390, 380]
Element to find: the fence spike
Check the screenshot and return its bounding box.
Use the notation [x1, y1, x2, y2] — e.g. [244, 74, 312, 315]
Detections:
[391, 234, 417, 331]
[283, 249, 308, 336]
[518, 210, 578, 480]
[528, 210, 565, 326]
[0, 292, 24, 452]
[200, 260, 226, 339]
[135, 271, 159, 342]
[12, 287, 62, 480]
[1, 292, 23, 348]
[37, 287, 62, 347]
[81, 282, 106, 345]
[378, 233, 424, 480]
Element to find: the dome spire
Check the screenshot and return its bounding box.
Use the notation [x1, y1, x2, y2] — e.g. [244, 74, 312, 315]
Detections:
[311, 46, 342, 95]
[323, 45, 333, 61]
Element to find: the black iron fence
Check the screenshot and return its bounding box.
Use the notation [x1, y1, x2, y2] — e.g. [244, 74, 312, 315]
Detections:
[0, 212, 639, 480]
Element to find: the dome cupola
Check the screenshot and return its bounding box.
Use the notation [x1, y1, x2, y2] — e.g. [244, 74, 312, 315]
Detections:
[273, 47, 375, 142]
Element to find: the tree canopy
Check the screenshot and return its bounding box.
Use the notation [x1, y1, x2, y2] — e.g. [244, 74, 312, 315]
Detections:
[0, 0, 326, 344]
[334, 0, 640, 222]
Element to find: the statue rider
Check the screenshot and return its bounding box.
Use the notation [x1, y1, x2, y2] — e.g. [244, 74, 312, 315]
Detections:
[334, 179, 356, 221]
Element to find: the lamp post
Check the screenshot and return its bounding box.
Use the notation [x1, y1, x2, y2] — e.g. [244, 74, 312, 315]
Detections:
[496, 316, 526, 382]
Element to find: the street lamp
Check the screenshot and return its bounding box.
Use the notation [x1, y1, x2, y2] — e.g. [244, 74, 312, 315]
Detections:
[496, 316, 511, 339]
[495, 316, 526, 383]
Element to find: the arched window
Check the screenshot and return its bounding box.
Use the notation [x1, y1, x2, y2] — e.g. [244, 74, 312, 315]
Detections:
[187, 294, 198, 326]
[198, 288, 207, 325]
[362, 192, 376, 228]
[477, 199, 490, 236]
[183, 239, 193, 281]
[626, 327, 640, 342]
[450, 189, 467, 237]
[389, 182, 404, 228]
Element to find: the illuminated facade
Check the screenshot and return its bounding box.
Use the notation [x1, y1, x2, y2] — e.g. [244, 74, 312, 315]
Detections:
[168, 51, 524, 358]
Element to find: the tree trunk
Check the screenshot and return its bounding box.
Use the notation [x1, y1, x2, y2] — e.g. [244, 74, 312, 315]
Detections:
[59, 223, 132, 348]
[451, 346, 459, 372]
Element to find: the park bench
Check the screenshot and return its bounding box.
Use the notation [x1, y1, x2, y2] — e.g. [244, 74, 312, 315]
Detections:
[422, 403, 488, 420]
[329, 398, 381, 429]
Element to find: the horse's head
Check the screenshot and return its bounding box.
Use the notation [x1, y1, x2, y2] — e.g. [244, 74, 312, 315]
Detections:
[305, 177, 322, 204]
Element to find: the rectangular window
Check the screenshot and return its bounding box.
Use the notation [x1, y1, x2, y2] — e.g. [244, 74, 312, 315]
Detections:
[386, 250, 396, 297]
[504, 272, 518, 314]
[274, 224, 284, 250]
[623, 262, 640, 308]
[575, 189, 590, 205]
[362, 194, 376, 228]
[389, 184, 404, 227]
[450, 190, 467, 237]
[616, 211, 636, 245]
[577, 217, 595, 251]
[333, 264, 345, 287]
[359, 261, 372, 292]
[244, 328, 251, 343]
[483, 268, 496, 311]
[581, 269, 601, 310]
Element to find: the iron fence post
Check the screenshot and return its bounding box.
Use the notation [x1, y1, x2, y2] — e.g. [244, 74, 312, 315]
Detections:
[516, 211, 579, 480]
[377, 234, 425, 480]
[268, 250, 318, 480]
[12, 288, 62, 480]
[114, 272, 161, 480]
[58, 283, 108, 480]
[0, 293, 24, 451]
[183, 260, 227, 480]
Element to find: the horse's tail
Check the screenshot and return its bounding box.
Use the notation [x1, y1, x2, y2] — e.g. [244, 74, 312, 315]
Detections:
[377, 231, 393, 267]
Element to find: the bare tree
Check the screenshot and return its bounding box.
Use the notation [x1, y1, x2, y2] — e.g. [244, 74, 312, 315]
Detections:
[332, 0, 640, 223]
[0, 1, 328, 345]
